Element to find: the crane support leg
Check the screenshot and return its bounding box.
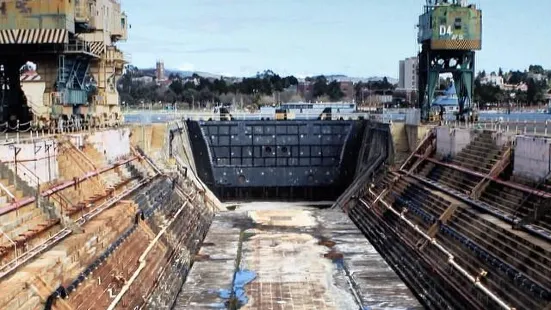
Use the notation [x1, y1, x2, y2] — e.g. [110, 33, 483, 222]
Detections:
[418, 43, 476, 122]
[0, 57, 30, 126]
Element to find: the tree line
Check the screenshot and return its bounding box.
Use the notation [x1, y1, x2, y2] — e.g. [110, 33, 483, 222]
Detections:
[117, 64, 550, 108]
[117, 66, 398, 108]
[474, 65, 551, 106]
[118, 68, 299, 107]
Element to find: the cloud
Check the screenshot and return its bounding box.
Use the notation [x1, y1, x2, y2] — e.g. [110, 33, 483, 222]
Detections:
[178, 63, 195, 71]
[182, 47, 251, 54]
[293, 73, 314, 79]
[197, 21, 223, 34]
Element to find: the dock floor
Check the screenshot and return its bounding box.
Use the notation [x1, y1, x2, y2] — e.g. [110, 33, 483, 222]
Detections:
[174, 202, 422, 310]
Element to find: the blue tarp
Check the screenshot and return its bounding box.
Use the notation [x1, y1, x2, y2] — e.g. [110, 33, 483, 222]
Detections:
[433, 84, 458, 107]
[218, 269, 257, 307]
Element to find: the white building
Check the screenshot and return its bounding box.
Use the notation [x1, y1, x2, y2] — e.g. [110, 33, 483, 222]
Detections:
[398, 57, 418, 90]
[132, 76, 154, 83]
[480, 73, 504, 87]
[527, 72, 547, 82]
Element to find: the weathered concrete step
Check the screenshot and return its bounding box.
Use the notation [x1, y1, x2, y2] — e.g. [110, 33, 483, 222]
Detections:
[452, 157, 495, 171]
[484, 186, 524, 203]
[455, 148, 500, 163]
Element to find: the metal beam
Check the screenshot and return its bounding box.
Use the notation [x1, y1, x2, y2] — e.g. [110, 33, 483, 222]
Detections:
[400, 129, 436, 172]
[418, 203, 458, 249]
[416, 155, 551, 199]
[0, 156, 139, 215]
[362, 191, 514, 310]
[470, 143, 512, 199]
[0, 174, 157, 280]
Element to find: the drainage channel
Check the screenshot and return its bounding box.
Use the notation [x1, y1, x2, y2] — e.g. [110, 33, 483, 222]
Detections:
[222, 229, 257, 309]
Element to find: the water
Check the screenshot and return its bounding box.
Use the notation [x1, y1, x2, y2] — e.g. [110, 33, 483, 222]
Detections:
[124, 113, 178, 124]
[123, 110, 551, 124]
[383, 111, 551, 122]
[218, 269, 257, 308]
[478, 111, 551, 122]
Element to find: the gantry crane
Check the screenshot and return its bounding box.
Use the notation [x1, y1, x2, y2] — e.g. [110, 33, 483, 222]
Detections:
[417, 0, 482, 122]
[0, 0, 129, 129]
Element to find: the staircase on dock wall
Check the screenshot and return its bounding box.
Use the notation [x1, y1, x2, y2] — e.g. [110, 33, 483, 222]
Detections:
[0, 161, 76, 229]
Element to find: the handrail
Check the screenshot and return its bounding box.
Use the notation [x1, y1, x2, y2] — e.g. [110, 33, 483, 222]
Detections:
[406, 138, 435, 175]
[0, 174, 157, 279]
[125, 111, 373, 122]
[0, 181, 15, 201]
[513, 170, 551, 226]
[470, 142, 512, 199]
[0, 156, 139, 216]
[106, 192, 196, 310]
[14, 160, 74, 214]
[362, 191, 514, 310]
[0, 227, 17, 266]
[418, 156, 551, 199]
[400, 129, 435, 171]
[58, 142, 106, 194]
[132, 145, 164, 176]
[59, 142, 94, 174]
[62, 140, 97, 171]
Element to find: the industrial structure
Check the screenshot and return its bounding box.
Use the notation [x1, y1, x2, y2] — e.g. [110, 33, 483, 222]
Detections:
[0, 0, 128, 129]
[1, 1, 551, 310]
[417, 0, 482, 122]
[186, 118, 366, 200]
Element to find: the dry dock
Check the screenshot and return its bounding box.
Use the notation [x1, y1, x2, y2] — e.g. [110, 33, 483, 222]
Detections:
[175, 202, 421, 310]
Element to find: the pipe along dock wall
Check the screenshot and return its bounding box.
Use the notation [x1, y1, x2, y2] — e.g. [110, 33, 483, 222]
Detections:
[346, 127, 551, 310]
[0, 127, 216, 310]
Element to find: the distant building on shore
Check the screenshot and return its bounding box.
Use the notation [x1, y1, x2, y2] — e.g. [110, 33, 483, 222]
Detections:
[398, 57, 418, 90]
[480, 72, 504, 87]
[156, 60, 166, 82]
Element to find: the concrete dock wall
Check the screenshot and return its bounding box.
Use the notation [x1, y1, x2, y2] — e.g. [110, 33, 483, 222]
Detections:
[513, 135, 551, 182]
[390, 122, 430, 165]
[0, 128, 133, 186]
[130, 124, 169, 162]
[435, 127, 471, 157]
[0, 139, 59, 184]
[391, 123, 409, 156]
[87, 128, 131, 162]
[333, 121, 394, 210]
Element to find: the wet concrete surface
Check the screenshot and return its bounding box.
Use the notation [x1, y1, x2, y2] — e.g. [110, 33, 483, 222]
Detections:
[174, 202, 422, 310]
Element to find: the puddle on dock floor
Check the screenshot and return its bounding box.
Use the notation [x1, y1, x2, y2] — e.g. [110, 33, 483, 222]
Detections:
[174, 202, 422, 310]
